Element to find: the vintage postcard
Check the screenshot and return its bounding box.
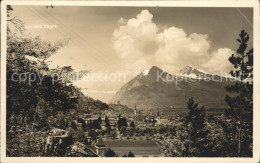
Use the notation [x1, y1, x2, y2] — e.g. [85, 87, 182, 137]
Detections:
[1, 1, 259, 163]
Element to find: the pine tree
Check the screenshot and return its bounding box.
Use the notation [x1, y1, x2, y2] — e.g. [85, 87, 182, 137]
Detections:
[98, 117, 102, 124]
[130, 121, 135, 128]
[225, 30, 253, 156]
[105, 116, 110, 127]
[117, 117, 127, 130]
[185, 97, 209, 156]
[127, 151, 135, 157]
[105, 116, 111, 134]
[105, 148, 116, 157]
[82, 121, 87, 131]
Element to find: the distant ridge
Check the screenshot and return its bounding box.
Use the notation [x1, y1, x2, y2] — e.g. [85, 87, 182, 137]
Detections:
[110, 66, 234, 110]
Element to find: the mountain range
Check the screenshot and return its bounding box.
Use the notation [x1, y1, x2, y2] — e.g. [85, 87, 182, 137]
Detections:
[110, 66, 234, 110]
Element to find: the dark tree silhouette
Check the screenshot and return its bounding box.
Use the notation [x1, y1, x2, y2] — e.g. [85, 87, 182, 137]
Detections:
[225, 30, 253, 156]
[82, 121, 87, 131]
[127, 151, 135, 157]
[117, 117, 127, 130]
[71, 121, 77, 130]
[105, 148, 116, 157]
[105, 116, 111, 128]
[104, 116, 111, 134]
[185, 97, 209, 156]
[110, 130, 117, 139]
[98, 117, 102, 124]
[130, 121, 135, 128]
[91, 119, 101, 129]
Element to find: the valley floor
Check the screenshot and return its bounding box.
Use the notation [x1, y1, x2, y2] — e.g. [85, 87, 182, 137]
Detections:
[104, 139, 161, 157]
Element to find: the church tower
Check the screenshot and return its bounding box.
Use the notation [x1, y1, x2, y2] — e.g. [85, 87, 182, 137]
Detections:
[156, 109, 161, 125]
[134, 104, 137, 123]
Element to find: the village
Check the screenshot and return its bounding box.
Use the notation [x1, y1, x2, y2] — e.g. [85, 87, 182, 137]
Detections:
[44, 102, 175, 157]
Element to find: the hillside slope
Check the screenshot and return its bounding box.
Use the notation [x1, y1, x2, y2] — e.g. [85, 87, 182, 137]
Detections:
[111, 66, 233, 110]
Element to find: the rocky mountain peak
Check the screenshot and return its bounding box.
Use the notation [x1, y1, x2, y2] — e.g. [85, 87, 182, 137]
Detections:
[148, 66, 163, 75]
[111, 65, 231, 110]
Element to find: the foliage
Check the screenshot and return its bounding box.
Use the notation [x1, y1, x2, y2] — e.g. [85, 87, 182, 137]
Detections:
[120, 126, 127, 137]
[82, 121, 87, 131]
[70, 128, 85, 143]
[185, 97, 209, 156]
[90, 119, 102, 129]
[127, 151, 135, 157]
[110, 130, 117, 139]
[98, 117, 102, 124]
[117, 117, 128, 130]
[6, 7, 109, 157]
[105, 148, 116, 157]
[224, 30, 253, 157]
[6, 129, 48, 156]
[88, 129, 98, 141]
[127, 127, 135, 137]
[130, 121, 135, 128]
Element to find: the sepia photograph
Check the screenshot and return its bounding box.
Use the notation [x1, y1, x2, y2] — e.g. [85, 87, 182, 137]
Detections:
[1, 1, 259, 162]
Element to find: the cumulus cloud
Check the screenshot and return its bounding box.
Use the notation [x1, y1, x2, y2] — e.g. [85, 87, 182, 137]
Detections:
[113, 9, 234, 74]
[203, 48, 234, 73]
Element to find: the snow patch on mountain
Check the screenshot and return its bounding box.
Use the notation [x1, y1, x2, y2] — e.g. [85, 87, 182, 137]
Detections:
[141, 69, 149, 76]
[196, 68, 208, 74]
[178, 65, 209, 79]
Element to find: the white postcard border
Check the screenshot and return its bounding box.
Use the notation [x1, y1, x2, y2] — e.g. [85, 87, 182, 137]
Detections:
[1, 1, 259, 163]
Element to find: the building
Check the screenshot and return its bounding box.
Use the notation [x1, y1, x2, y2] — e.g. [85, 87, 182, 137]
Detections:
[84, 114, 91, 119]
[159, 118, 170, 124]
[109, 118, 118, 127]
[156, 109, 161, 125]
[155, 109, 169, 125]
[95, 137, 106, 157]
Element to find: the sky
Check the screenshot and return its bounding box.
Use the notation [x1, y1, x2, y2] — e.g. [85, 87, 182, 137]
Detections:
[10, 6, 253, 102]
